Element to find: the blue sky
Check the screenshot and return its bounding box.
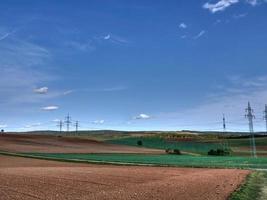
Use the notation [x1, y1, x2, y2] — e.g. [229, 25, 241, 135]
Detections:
[0, 0, 267, 132]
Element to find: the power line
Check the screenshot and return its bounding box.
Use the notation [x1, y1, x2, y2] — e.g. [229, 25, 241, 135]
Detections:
[245, 102, 257, 158]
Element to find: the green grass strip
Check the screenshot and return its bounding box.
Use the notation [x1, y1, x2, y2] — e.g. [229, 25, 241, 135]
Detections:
[229, 171, 267, 200]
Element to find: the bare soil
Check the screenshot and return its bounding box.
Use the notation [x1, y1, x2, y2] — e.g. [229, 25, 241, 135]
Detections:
[0, 134, 162, 154]
[0, 155, 249, 200]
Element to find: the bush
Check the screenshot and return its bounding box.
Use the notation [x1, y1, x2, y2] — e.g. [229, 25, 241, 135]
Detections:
[208, 148, 230, 156]
[137, 140, 143, 146]
[165, 148, 171, 153]
[165, 148, 182, 155]
[173, 149, 181, 155]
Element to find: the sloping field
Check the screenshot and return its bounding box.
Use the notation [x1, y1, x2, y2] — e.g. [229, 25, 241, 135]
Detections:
[0, 134, 162, 154]
[0, 155, 250, 200]
[24, 153, 267, 169]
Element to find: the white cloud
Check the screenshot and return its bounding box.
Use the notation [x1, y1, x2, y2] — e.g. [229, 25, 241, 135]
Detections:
[134, 114, 151, 120]
[203, 0, 239, 13]
[194, 30, 206, 39]
[25, 123, 41, 128]
[233, 13, 248, 19]
[92, 120, 105, 124]
[0, 33, 10, 41]
[34, 87, 48, 94]
[102, 34, 130, 45]
[157, 75, 267, 132]
[41, 106, 59, 111]
[104, 34, 111, 40]
[248, 0, 267, 5]
[0, 124, 7, 128]
[52, 119, 61, 123]
[203, 0, 267, 13]
[63, 90, 73, 95]
[179, 23, 187, 29]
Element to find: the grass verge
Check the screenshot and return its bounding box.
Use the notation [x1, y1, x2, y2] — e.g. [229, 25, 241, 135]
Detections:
[229, 171, 267, 200]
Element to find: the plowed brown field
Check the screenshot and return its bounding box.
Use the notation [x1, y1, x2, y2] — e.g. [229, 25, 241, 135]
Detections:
[0, 155, 249, 200]
[0, 134, 162, 153]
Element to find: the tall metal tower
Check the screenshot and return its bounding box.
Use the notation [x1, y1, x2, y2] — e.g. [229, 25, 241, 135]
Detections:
[75, 121, 79, 134]
[245, 102, 257, 158]
[222, 114, 228, 149]
[65, 114, 72, 132]
[264, 104, 267, 134]
[223, 114, 226, 132]
[57, 120, 63, 133]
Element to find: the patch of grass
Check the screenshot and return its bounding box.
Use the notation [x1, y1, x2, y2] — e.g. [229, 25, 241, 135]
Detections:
[23, 153, 267, 169]
[229, 171, 267, 200]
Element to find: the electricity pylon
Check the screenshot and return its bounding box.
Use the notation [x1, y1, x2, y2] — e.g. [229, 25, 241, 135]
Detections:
[75, 121, 79, 135]
[65, 113, 72, 132]
[222, 114, 228, 150]
[57, 120, 63, 133]
[245, 102, 257, 158]
[264, 104, 267, 135]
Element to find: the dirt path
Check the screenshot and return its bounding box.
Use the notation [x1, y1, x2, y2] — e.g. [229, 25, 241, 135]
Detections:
[0, 155, 250, 200]
[0, 134, 162, 154]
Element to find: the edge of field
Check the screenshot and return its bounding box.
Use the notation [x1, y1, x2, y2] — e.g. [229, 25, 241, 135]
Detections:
[229, 171, 267, 200]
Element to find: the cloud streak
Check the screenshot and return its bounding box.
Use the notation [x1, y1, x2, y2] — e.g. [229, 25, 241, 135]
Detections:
[34, 87, 48, 94]
[134, 114, 151, 120]
[41, 106, 59, 111]
[194, 30, 206, 39]
[203, 0, 239, 13]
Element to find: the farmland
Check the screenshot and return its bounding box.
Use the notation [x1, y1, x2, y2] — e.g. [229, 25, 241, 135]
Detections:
[17, 153, 267, 169]
[0, 154, 250, 200]
[107, 133, 267, 156]
[0, 132, 267, 199]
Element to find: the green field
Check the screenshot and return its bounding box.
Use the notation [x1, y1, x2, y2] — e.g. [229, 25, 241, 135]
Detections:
[108, 135, 221, 155]
[108, 135, 267, 156]
[22, 153, 267, 169]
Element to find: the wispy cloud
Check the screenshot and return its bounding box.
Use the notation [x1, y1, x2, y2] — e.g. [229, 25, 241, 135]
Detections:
[179, 23, 187, 29]
[104, 34, 111, 40]
[92, 120, 105, 124]
[0, 124, 8, 128]
[203, 0, 239, 13]
[246, 0, 267, 6]
[41, 106, 59, 111]
[203, 0, 267, 13]
[24, 122, 42, 128]
[194, 30, 206, 39]
[133, 114, 151, 120]
[70, 86, 128, 94]
[34, 87, 48, 94]
[154, 74, 267, 131]
[233, 13, 248, 19]
[101, 34, 130, 45]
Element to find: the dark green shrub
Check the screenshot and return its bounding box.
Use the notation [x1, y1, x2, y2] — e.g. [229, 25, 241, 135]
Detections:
[208, 148, 230, 156]
[173, 149, 181, 155]
[137, 140, 143, 146]
[165, 148, 171, 153]
[165, 148, 181, 155]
